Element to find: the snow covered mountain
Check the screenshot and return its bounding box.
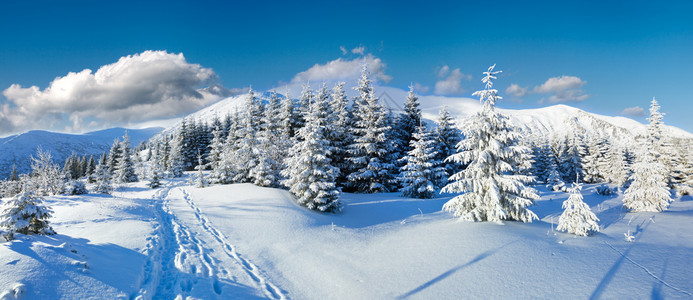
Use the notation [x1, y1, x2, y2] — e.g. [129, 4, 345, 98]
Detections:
[155, 85, 693, 143]
[0, 127, 163, 179]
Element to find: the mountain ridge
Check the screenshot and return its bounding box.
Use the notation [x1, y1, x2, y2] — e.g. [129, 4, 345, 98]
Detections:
[153, 87, 693, 143]
[0, 127, 163, 179]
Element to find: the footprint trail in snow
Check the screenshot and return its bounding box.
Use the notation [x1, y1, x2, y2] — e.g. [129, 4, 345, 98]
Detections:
[132, 182, 285, 299]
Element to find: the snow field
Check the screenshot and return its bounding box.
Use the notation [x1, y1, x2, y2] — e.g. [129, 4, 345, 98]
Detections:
[2, 179, 692, 299]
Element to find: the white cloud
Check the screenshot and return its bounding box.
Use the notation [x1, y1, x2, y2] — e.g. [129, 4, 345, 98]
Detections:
[533, 75, 588, 103]
[505, 83, 528, 97]
[339, 46, 348, 55]
[291, 54, 392, 83]
[533, 75, 586, 93]
[437, 65, 450, 78]
[1, 50, 223, 134]
[351, 46, 365, 55]
[434, 66, 471, 95]
[621, 106, 646, 117]
[413, 82, 430, 94]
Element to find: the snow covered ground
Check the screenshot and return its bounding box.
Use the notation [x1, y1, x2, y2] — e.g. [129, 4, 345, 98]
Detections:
[2, 175, 692, 299]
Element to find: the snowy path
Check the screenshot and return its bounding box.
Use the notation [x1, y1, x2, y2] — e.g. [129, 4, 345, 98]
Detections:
[132, 181, 284, 300]
[179, 189, 286, 299]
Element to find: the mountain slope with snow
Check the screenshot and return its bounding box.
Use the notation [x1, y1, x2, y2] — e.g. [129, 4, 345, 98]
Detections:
[0, 127, 163, 179]
[155, 86, 693, 143]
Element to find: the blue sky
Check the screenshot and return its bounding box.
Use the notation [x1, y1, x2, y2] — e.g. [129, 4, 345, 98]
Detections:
[1, 0, 692, 134]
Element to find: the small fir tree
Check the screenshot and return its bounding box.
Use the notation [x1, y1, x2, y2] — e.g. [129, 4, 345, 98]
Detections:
[0, 191, 55, 241]
[546, 159, 566, 191]
[195, 153, 208, 188]
[93, 157, 113, 194]
[149, 163, 163, 189]
[10, 164, 19, 181]
[30, 147, 62, 196]
[556, 180, 600, 236]
[116, 133, 138, 183]
[398, 126, 446, 199]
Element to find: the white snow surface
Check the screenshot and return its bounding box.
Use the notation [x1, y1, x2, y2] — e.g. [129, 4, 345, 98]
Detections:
[2, 175, 692, 299]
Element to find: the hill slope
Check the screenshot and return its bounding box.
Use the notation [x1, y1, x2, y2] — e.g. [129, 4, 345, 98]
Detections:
[0, 127, 163, 179]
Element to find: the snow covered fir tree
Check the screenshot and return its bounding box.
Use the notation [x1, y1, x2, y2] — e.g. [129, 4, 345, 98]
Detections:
[281, 82, 341, 212]
[556, 180, 600, 236]
[433, 107, 462, 187]
[398, 126, 446, 199]
[346, 66, 397, 193]
[442, 65, 539, 222]
[0, 191, 55, 241]
[622, 98, 672, 212]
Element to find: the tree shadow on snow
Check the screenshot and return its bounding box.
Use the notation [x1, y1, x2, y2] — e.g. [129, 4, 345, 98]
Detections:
[396, 239, 520, 299]
[3, 234, 147, 298]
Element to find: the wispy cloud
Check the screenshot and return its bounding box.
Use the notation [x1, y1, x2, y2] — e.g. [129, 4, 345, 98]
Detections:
[621, 106, 646, 117]
[434, 65, 471, 95]
[505, 83, 528, 97]
[351, 46, 365, 55]
[413, 82, 430, 94]
[0, 50, 224, 134]
[533, 75, 586, 94]
[291, 54, 392, 83]
[507, 75, 588, 103]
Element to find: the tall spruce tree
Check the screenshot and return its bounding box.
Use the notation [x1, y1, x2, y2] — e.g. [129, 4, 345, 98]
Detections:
[441, 65, 538, 222]
[217, 109, 244, 184]
[623, 98, 672, 212]
[560, 133, 585, 183]
[606, 143, 629, 187]
[347, 67, 397, 193]
[433, 107, 462, 186]
[107, 138, 122, 176]
[647, 97, 669, 181]
[168, 132, 185, 178]
[234, 88, 264, 183]
[116, 133, 138, 183]
[207, 125, 225, 183]
[583, 134, 604, 183]
[281, 83, 341, 212]
[327, 82, 353, 187]
[94, 153, 113, 194]
[392, 85, 423, 168]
